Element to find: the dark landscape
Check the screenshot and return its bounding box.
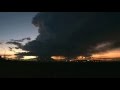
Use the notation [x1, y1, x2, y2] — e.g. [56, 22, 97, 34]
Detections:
[0, 59, 120, 78]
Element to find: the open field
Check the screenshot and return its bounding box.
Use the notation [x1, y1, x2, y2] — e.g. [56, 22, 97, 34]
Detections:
[0, 59, 120, 78]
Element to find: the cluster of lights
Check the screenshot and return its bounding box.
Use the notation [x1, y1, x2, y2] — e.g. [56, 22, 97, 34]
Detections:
[50, 55, 116, 62]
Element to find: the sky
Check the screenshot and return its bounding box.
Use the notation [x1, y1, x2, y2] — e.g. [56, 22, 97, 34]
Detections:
[0, 12, 38, 58]
[1, 12, 120, 61]
[0, 12, 38, 41]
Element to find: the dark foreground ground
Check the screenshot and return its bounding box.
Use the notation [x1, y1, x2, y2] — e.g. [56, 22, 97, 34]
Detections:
[0, 59, 120, 78]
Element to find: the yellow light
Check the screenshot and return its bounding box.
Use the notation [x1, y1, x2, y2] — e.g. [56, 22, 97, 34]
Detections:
[22, 56, 37, 60]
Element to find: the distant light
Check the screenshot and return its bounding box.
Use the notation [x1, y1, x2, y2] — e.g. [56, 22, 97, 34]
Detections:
[70, 60, 72, 62]
[51, 56, 66, 61]
[22, 56, 37, 60]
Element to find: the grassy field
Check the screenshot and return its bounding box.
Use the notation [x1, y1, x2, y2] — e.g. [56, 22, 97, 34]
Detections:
[0, 59, 120, 78]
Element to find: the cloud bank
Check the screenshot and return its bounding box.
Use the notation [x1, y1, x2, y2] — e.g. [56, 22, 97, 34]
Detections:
[20, 12, 120, 60]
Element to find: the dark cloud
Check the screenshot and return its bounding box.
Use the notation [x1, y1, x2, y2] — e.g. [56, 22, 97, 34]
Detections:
[15, 52, 36, 56]
[22, 12, 120, 60]
[6, 37, 31, 51]
[9, 47, 13, 51]
[10, 37, 31, 42]
[6, 41, 23, 49]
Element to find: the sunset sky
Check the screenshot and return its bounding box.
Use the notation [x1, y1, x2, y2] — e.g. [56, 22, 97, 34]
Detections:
[1, 12, 120, 61]
[0, 12, 38, 59]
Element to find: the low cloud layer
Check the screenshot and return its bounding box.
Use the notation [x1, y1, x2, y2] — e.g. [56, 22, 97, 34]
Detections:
[6, 41, 23, 49]
[10, 37, 31, 42]
[6, 37, 31, 53]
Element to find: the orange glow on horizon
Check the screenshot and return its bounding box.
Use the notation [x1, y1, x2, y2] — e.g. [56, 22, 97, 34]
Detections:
[0, 44, 28, 59]
[75, 49, 120, 61]
[51, 56, 66, 61]
[92, 49, 120, 60]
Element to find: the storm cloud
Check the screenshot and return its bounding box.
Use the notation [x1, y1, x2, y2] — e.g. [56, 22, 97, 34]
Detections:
[23, 12, 120, 59]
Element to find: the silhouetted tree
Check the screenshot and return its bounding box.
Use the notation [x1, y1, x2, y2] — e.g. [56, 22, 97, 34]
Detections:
[0, 56, 2, 59]
[0, 55, 6, 61]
